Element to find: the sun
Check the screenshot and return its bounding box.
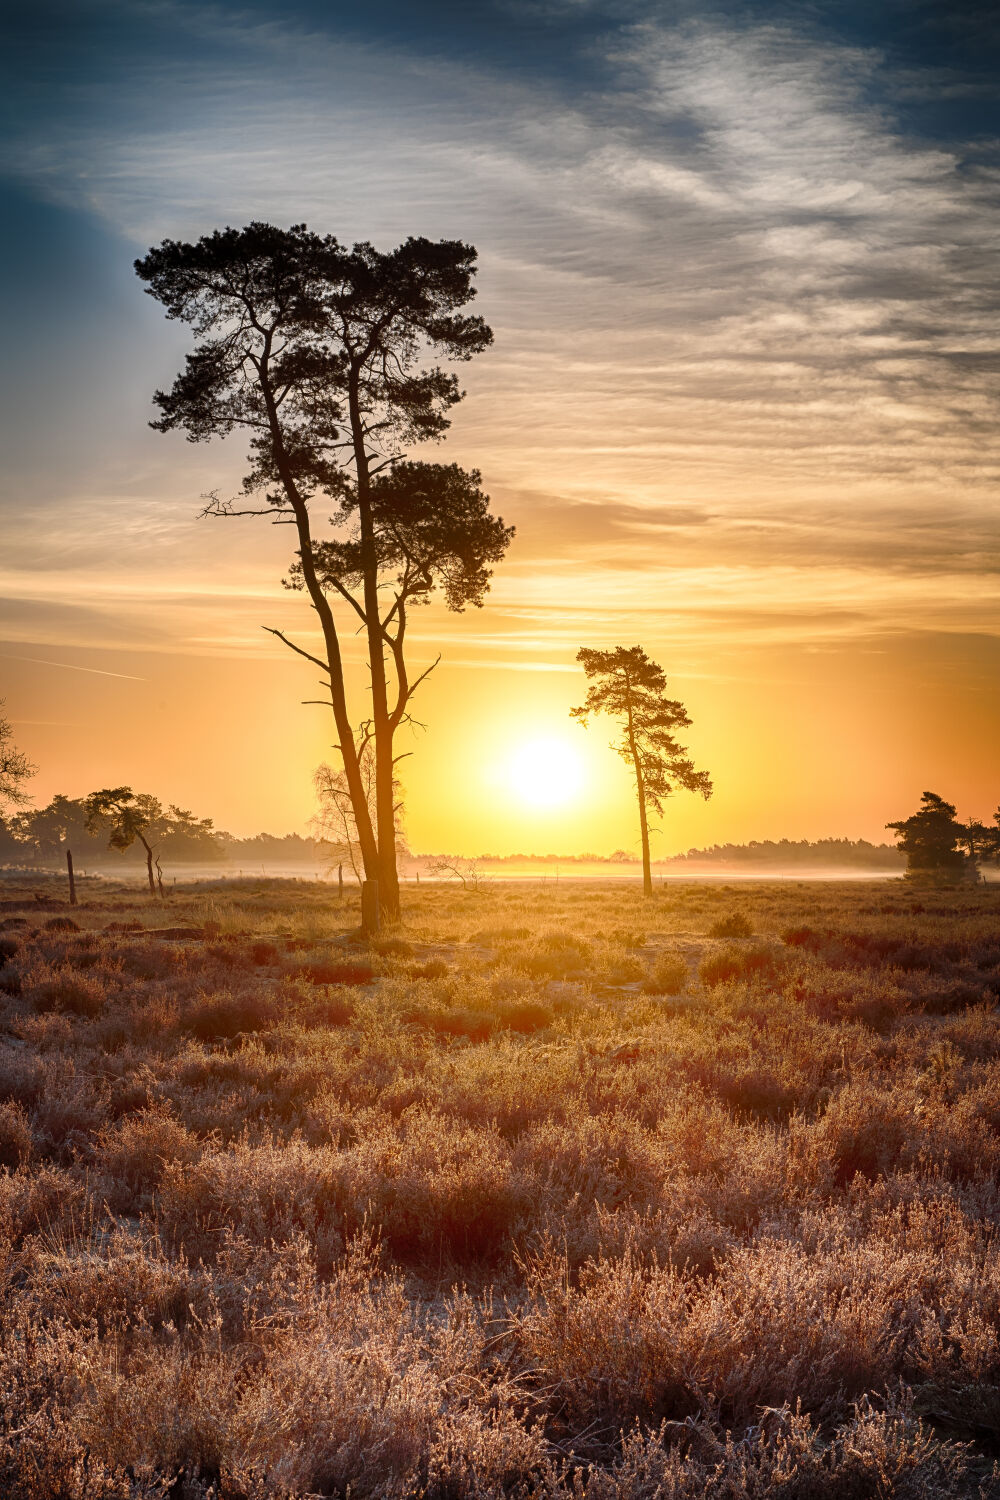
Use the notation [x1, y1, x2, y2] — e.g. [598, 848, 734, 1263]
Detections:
[507, 735, 585, 809]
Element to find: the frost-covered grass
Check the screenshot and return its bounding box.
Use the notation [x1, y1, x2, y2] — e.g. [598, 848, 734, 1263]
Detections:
[1, 875, 1000, 1497]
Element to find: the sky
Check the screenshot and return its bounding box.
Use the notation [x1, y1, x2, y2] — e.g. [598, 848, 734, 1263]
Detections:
[0, 0, 998, 856]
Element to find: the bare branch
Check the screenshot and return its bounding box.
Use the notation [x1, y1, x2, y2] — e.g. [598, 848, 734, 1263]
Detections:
[324, 576, 369, 627]
[405, 654, 441, 701]
[263, 626, 330, 674]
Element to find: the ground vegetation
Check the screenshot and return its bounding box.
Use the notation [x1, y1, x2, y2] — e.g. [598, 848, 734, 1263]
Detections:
[1, 875, 1000, 1495]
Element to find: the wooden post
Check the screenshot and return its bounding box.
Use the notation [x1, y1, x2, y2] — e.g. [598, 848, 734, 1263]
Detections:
[66, 849, 77, 906]
[360, 879, 380, 937]
[338, 863, 344, 901]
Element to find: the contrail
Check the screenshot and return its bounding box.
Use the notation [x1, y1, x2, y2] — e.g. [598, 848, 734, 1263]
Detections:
[0, 653, 148, 682]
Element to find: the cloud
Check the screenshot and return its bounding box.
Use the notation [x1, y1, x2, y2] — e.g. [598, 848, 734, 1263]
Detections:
[1, 0, 998, 670]
[0, 653, 148, 681]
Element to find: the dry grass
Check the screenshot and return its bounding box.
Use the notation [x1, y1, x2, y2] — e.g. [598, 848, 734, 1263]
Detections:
[1, 873, 999, 1497]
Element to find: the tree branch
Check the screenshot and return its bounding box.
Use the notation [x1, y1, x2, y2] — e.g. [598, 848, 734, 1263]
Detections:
[263, 626, 330, 673]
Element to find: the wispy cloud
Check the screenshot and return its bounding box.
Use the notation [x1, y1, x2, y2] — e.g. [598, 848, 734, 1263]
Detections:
[1, 0, 998, 671]
[0, 653, 148, 681]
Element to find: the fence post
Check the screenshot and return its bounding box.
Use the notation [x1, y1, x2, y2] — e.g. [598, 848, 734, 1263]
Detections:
[66, 849, 77, 906]
[338, 864, 344, 901]
[360, 879, 380, 937]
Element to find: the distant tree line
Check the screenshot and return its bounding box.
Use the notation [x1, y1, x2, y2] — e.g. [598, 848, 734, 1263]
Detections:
[0, 792, 326, 871]
[431, 850, 642, 865]
[665, 838, 906, 869]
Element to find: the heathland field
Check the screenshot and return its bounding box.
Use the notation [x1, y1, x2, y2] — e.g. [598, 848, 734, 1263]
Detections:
[3, 876, 1000, 1498]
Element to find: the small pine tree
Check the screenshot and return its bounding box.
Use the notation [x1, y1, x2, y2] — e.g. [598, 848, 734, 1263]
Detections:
[85, 788, 163, 897]
[571, 645, 712, 897]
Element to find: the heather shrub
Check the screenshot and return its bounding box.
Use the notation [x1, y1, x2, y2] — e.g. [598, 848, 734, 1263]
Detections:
[95, 1108, 199, 1212]
[0, 964, 22, 995]
[708, 910, 754, 938]
[503, 931, 592, 978]
[307, 987, 357, 1026]
[25, 1230, 205, 1336]
[425, 1004, 494, 1041]
[808, 1082, 917, 1186]
[182, 987, 279, 1039]
[344, 1109, 529, 1264]
[299, 958, 375, 985]
[700, 942, 781, 988]
[782, 923, 825, 947]
[0, 1099, 33, 1169]
[250, 939, 281, 965]
[29, 1062, 107, 1154]
[529, 1395, 977, 1499]
[797, 967, 909, 1030]
[119, 941, 179, 981]
[28, 971, 105, 1018]
[608, 927, 646, 948]
[0, 1162, 88, 1244]
[408, 958, 450, 979]
[594, 943, 646, 985]
[156, 1138, 344, 1267]
[498, 998, 553, 1033]
[642, 949, 688, 994]
[906, 972, 990, 1014]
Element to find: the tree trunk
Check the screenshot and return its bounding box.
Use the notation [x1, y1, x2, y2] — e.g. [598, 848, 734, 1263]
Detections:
[360, 879, 380, 936]
[141, 839, 156, 897]
[634, 758, 653, 897]
[257, 342, 380, 887]
[349, 370, 400, 923]
[624, 673, 653, 898]
[66, 849, 77, 906]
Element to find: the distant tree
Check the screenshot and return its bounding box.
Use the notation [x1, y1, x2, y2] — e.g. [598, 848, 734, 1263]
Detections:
[959, 818, 996, 866]
[0, 701, 35, 813]
[15, 794, 97, 863]
[219, 831, 318, 867]
[158, 805, 224, 862]
[886, 792, 974, 883]
[9, 794, 220, 871]
[136, 224, 507, 922]
[85, 788, 163, 896]
[571, 646, 712, 897]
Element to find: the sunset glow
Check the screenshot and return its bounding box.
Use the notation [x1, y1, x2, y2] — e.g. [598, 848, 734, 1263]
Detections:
[506, 736, 586, 811]
[1, 1, 998, 858]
